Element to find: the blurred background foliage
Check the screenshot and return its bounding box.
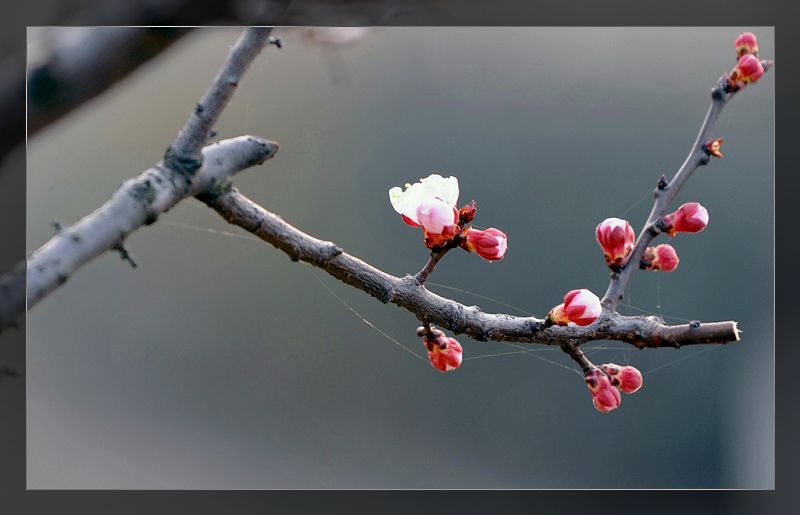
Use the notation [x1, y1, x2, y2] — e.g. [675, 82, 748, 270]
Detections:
[26, 27, 773, 488]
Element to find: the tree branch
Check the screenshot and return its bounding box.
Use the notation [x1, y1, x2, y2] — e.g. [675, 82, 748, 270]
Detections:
[24, 136, 278, 310]
[601, 66, 771, 312]
[164, 27, 273, 173]
[199, 187, 740, 349]
[8, 27, 752, 364]
[0, 27, 279, 331]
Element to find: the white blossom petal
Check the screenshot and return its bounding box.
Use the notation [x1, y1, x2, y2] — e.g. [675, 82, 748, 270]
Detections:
[388, 174, 460, 225]
[419, 174, 459, 207]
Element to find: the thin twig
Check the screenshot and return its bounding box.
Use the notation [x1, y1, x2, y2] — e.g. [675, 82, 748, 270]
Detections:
[561, 342, 595, 373]
[164, 27, 273, 174]
[601, 67, 771, 313]
[415, 245, 455, 285]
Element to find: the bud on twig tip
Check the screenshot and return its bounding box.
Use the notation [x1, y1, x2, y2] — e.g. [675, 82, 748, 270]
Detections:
[596, 218, 635, 270]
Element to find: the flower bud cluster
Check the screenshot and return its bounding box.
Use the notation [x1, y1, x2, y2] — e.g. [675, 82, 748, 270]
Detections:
[596, 201, 708, 275]
[389, 174, 508, 259]
[585, 364, 643, 413]
[728, 32, 767, 91]
[386, 30, 767, 408]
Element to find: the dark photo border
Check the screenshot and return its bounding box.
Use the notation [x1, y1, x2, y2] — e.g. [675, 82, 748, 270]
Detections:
[2, 0, 796, 513]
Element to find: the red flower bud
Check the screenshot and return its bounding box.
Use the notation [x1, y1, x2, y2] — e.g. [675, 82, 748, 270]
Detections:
[735, 32, 759, 58]
[547, 289, 602, 327]
[458, 201, 477, 224]
[728, 54, 765, 90]
[423, 330, 463, 372]
[705, 138, 724, 158]
[641, 244, 679, 272]
[601, 363, 643, 394]
[585, 368, 621, 413]
[662, 202, 709, 236]
[595, 217, 636, 269]
[461, 227, 508, 261]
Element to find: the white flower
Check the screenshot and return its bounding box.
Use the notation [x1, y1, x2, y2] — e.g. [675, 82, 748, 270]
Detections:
[388, 174, 459, 232]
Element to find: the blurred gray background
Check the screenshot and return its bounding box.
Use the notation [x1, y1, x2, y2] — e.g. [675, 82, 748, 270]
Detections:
[26, 27, 774, 489]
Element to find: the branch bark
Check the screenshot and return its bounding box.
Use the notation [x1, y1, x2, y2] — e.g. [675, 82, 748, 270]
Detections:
[601, 67, 770, 312]
[164, 27, 273, 173]
[200, 187, 741, 349]
[0, 28, 279, 331]
[25, 136, 278, 309]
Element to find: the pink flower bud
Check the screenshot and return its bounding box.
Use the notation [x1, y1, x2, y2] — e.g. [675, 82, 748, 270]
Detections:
[595, 217, 636, 269]
[585, 368, 621, 413]
[423, 331, 463, 372]
[728, 54, 765, 89]
[641, 244, 679, 272]
[461, 227, 508, 261]
[547, 289, 602, 327]
[662, 202, 709, 237]
[735, 32, 759, 58]
[601, 363, 643, 394]
[415, 199, 458, 235]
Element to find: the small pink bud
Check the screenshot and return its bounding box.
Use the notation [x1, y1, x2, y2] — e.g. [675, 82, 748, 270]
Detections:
[735, 32, 759, 58]
[601, 363, 643, 394]
[423, 330, 463, 372]
[641, 244, 679, 272]
[461, 227, 508, 261]
[585, 368, 621, 413]
[547, 289, 602, 327]
[705, 138, 724, 158]
[595, 217, 636, 269]
[415, 199, 459, 235]
[728, 54, 765, 90]
[662, 202, 709, 237]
